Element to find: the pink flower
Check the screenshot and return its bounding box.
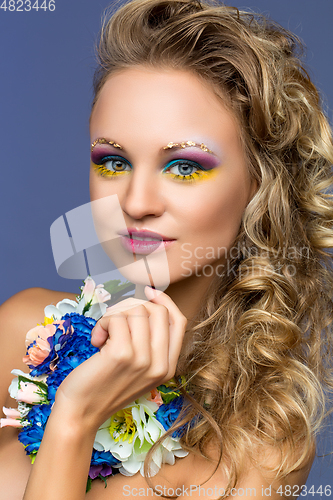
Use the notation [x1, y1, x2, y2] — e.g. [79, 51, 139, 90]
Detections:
[149, 388, 163, 406]
[81, 276, 96, 302]
[3, 407, 21, 418]
[0, 407, 22, 428]
[17, 382, 44, 404]
[93, 284, 111, 304]
[25, 323, 56, 348]
[81, 277, 111, 304]
[23, 323, 56, 367]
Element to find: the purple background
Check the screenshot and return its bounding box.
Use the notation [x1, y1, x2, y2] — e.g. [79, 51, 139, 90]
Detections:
[0, 0, 332, 489]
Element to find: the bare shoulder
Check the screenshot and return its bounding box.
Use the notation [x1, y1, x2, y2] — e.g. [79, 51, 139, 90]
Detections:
[178, 440, 316, 499]
[86, 440, 316, 499]
[252, 440, 316, 498]
[178, 441, 315, 499]
[0, 286, 77, 320]
[0, 287, 77, 413]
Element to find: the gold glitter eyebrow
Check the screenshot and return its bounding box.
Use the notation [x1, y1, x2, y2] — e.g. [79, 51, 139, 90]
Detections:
[163, 141, 215, 155]
[91, 138, 216, 156]
[91, 138, 123, 152]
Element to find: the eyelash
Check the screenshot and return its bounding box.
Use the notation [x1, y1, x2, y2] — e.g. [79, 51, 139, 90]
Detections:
[91, 156, 208, 182]
[92, 156, 132, 178]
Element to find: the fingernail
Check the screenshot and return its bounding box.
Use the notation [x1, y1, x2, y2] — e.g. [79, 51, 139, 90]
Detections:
[144, 285, 157, 299]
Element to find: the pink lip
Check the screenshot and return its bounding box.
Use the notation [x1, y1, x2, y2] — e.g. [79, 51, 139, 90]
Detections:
[118, 228, 174, 240]
[118, 228, 176, 255]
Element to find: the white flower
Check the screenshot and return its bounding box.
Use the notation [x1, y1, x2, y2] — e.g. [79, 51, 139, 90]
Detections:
[93, 395, 188, 477]
[44, 276, 111, 321]
[44, 299, 79, 321]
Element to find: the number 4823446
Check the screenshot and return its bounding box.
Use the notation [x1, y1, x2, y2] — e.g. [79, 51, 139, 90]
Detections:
[276, 485, 332, 497]
[0, 0, 55, 11]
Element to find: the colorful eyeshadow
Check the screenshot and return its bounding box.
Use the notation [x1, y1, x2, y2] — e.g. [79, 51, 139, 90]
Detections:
[90, 137, 221, 182]
[162, 159, 218, 182]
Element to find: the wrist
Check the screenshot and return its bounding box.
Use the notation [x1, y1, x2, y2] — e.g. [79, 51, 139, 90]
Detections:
[49, 399, 100, 442]
[24, 399, 97, 500]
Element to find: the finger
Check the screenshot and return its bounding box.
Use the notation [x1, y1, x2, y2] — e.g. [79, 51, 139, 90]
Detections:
[148, 303, 170, 380]
[91, 303, 138, 348]
[144, 287, 185, 328]
[93, 295, 155, 348]
[136, 300, 170, 380]
[93, 304, 152, 369]
[125, 305, 152, 371]
[91, 321, 109, 347]
[144, 287, 187, 378]
[104, 297, 147, 316]
[99, 311, 134, 363]
[91, 298, 146, 347]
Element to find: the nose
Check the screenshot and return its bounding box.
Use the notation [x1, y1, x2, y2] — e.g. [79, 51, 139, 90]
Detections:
[122, 166, 165, 220]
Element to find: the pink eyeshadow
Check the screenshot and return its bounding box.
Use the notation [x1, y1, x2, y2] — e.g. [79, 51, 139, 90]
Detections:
[166, 149, 222, 170]
[91, 144, 121, 164]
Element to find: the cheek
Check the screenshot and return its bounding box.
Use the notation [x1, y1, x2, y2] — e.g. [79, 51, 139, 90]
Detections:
[89, 169, 99, 201]
[89, 169, 116, 201]
[176, 174, 250, 248]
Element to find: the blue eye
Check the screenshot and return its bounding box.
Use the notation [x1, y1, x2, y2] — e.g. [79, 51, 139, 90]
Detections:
[162, 159, 204, 181]
[102, 156, 132, 172]
[91, 155, 214, 182]
[91, 155, 132, 177]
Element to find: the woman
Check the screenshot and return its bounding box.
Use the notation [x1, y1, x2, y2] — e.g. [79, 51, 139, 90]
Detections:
[1, 0, 332, 498]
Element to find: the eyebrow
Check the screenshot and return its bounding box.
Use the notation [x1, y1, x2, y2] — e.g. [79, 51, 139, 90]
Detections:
[91, 138, 124, 152]
[162, 141, 216, 156]
[91, 138, 217, 157]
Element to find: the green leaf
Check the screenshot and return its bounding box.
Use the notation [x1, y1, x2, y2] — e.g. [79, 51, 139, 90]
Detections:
[29, 451, 38, 464]
[103, 279, 134, 295]
[156, 384, 181, 404]
[156, 376, 188, 404]
[86, 477, 92, 493]
[17, 376, 48, 391]
[82, 298, 93, 316]
[98, 474, 108, 488]
[162, 392, 181, 404]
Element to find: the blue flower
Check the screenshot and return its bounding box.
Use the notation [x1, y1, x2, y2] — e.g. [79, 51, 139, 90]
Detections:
[11, 286, 189, 487]
[29, 314, 98, 378]
[89, 450, 121, 480]
[18, 404, 52, 454]
[46, 367, 72, 402]
[91, 449, 120, 468]
[56, 314, 98, 364]
[43, 314, 99, 402]
[29, 318, 73, 377]
[155, 396, 189, 438]
[68, 313, 97, 336]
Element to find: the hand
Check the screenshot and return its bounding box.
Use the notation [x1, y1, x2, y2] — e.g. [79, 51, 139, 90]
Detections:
[54, 286, 187, 433]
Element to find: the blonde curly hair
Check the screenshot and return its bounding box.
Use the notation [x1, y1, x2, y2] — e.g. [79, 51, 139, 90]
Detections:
[92, 0, 333, 495]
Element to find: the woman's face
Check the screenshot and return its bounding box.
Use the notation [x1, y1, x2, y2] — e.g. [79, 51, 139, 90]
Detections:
[89, 66, 257, 287]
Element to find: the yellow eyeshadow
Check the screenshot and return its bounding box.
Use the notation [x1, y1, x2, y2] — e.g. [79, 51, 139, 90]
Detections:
[91, 161, 217, 182]
[91, 161, 130, 178]
[165, 168, 217, 183]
